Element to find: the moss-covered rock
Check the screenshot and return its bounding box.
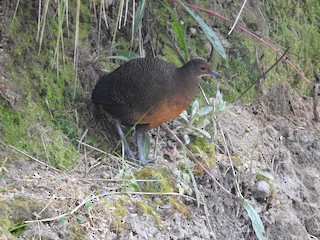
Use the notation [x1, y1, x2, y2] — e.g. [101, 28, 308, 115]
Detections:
[0, 196, 50, 235]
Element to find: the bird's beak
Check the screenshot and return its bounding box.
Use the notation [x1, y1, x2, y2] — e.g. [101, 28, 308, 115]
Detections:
[212, 70, 221, 78]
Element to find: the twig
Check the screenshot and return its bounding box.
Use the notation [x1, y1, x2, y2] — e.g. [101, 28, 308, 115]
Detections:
[6, 143, 63, 173]
[314, 79, 319, 122]
[0, 158, 8, 174]
[76, 140, 141, 168]
[161, 125, 234, 197]
[41, 129, 50, 163]
[228, 0, 247, 35]
[235, 47, 290, 102]
[0, 90, 15, 107]
[11, 0, 20, 24]
[199, 83, 210, 104]
[25, 191, 202, 223]
[77, 178, 160, 182]
[78, 129, 88, 176]
[218, 126, 242, 198]
[200, 191, 216, 239]
[78, 129, 88, 151]
[25, 192, 95, 223]
[255, 48, 265, 95]
[37, 195, 56, 217]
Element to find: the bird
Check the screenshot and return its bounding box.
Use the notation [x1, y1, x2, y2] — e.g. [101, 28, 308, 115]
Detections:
[92, 57, 220, 165]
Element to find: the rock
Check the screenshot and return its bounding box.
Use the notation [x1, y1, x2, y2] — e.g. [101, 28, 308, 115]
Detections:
[189, 27, 197, 36]
[254, 180, 272, 200]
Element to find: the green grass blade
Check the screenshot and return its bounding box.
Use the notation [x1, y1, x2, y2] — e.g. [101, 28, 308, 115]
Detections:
[163, 1, 188, 62]
[38, 0, 50, 55]
[240, 198, 267, 240]
[187, 164, 201, 207]
[180, 1, 227, 60]
[113, 50, 141, 60]
[54, 0, 67, 73]
[133, 0, 146, 35]
[9, 223, 29, 233]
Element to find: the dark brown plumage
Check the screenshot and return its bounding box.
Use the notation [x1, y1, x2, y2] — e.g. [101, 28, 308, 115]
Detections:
[92, 57, 220, 164]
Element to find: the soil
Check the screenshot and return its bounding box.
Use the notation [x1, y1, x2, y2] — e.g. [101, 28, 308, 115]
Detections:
[1, 80, 320, 239]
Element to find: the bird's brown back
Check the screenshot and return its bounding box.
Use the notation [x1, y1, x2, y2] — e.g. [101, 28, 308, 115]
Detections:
[92, 58, 207, 129]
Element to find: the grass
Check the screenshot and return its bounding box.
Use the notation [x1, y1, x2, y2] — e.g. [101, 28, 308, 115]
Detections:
[1, 1, 84, 168]
[1, 0, 319, 239]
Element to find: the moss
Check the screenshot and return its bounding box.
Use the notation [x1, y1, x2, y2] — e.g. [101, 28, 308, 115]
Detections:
[256, 173, 276, 199]
[261, 0, 319, 96]
[0, 196, 48, 235]
[109, 199, 128, 231]
[69, 222, 87, 240]
[161, 42, 183, 66]
[189, 137, 216, 176]
[135, 200, 162, 228]
[190, 137, 215, 158]
[54, 114, 80, 145]
[133, 168, 191, 221]
[230, 156, 242, 165]
[202, 0, 320, 103]
[169, 197, 191, 218]
[0, 101, 78, 169]
[134, 168, 174, 193]
[0, 1, 92, 169]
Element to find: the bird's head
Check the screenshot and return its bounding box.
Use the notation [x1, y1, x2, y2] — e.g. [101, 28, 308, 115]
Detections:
[180, 59, 221, 79]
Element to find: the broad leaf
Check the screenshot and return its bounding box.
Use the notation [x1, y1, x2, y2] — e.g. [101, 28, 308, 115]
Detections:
[133, 0, 146, 35]
[163, 1, 189, 62]
[191, 126, 211, 139]
[113, 50, 140, 61]
[180, 1, 227, 59]
[198, 106, 213, 116]
[240, 198, 267, 240]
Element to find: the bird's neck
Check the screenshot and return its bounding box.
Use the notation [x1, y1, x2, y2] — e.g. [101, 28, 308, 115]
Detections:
[173, 68, 200, 102]
[175, 67, 201, 86]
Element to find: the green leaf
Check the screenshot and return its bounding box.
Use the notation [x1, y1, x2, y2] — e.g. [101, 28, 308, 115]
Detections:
[179, 110, 189, 122]
[183, 133, 191, 145]
[9, 223, 29, 233]
[198, 106, 213, 116]
[191, 99, 200, 117]
[133, 0, 146, 35]
[180, 1, 227, 60]
[198, 118, 210, 129]
[240, 198, 267, 240]
[191, 126, 211, 139]
[187, 164, 201, 207]
[163, 1, 188, 62]
[113, 50, 141, 61]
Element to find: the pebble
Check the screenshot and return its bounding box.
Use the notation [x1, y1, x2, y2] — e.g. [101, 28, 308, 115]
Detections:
[189, 27, 197, 36]
[254, 180, 272, 200]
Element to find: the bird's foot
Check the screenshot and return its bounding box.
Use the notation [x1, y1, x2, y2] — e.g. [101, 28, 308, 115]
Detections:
[125, 153, 153, 166]
[136, 158, 154, 166]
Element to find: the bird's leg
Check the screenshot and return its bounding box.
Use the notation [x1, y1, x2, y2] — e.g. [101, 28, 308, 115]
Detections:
[136, 125, 153, 165]
[114, 119, 136, 162]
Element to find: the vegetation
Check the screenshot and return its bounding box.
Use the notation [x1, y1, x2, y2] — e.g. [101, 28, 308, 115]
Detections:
[0, 0, 318, 239]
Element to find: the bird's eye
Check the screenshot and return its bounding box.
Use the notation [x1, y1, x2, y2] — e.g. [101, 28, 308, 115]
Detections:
[200, 66, 206, 71]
